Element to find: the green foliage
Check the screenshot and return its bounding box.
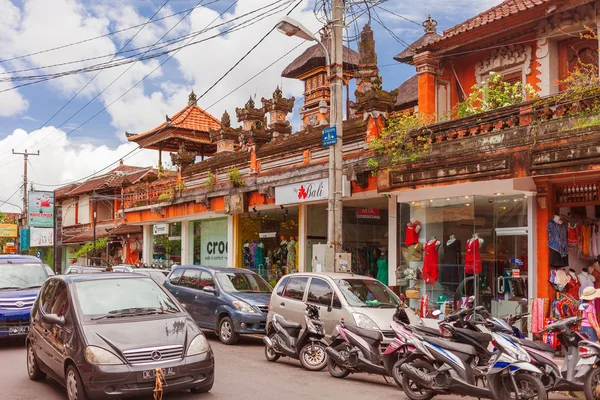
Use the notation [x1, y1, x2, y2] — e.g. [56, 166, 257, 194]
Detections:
[175, 181, 186, 191]
[456, 72, 537, 118]
[368, 112, 436, 171]
[158, 189, 174, 201]
[227, 168, 245, 187]
[74, 238, 108, 258]
[203, 172, 216, 191]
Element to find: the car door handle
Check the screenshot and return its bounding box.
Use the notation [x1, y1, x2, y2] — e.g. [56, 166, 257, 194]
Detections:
[280, 302, 285, 307]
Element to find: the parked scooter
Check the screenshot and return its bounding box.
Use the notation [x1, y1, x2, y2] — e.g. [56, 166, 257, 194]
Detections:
[401, 328, 547, 400]
[263, 303, 328, 371]
[575, 303, 600, 400]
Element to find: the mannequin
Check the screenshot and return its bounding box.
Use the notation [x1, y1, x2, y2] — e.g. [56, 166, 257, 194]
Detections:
[590, 262, 600, 287]
[564, 268, 581, 298]
[376, 253, 389, 286]
[250, 240, 258, 269]
[422, 237, 441, 284]
[547, 215, 569, 267]
[255, 240, 265, 276]
[279, 236, 288, 268]
[442, 234, 462, 290]
[242, 241, 251, 268]
[465, 233, 484, 274]
[287, 236, 297, 271]
[405, 219, 421, 246]
[578, 269, 596, 295]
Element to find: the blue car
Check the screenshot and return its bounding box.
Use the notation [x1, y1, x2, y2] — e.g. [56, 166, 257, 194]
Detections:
[0, 255, 49, 339]
[165, 266, 272, 345]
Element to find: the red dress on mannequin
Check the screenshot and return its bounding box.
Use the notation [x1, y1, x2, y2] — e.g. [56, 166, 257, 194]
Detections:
[405, 221, 421, 246]
[465, 238, 482, 274]
[422, 240, 439, 284]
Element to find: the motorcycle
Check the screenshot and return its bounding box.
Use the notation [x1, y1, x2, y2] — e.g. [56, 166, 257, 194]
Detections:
[401, 328, 547, 400]
[263, 303, 328, 371]
[576, 303, 600, 400]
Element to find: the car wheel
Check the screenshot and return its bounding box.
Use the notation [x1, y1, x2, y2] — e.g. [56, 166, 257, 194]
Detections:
[66, 365, 89, 400]
[299, 342, 328, 371]
[27, 342, 46, 381]
[190, 379, 214, 394]
[218, 316, 239, 345]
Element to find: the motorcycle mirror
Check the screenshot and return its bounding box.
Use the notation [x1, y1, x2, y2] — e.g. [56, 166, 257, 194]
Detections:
[432, 310, 442, 317]
[518, 298, 528, 306]
[468, 296, 475, 305]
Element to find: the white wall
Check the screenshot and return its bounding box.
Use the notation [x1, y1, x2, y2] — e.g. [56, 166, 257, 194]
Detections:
[96, 200, 113, 221]
[62, 199, 76, 227]
[78, 195, 90, 224]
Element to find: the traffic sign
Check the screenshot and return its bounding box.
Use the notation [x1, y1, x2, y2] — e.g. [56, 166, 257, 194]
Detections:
[322, 126, 337, 146]
[36, 249, 42, 259]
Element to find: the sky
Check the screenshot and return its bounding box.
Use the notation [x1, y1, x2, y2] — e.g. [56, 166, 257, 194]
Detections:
[0, 0, 504, 213]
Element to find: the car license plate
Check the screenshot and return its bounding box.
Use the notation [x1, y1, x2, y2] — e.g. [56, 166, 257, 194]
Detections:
[578, 356, 597, 366]
[142, 367, 175, 380]
[8, 326, 29, 335]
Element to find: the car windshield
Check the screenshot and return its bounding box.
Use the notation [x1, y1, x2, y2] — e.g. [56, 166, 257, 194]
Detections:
[0, 263, 47, 290]
[334, 278, 399, 308]
[216, 272, 272, 293]
[74, 278, 180, 317]
[144, 271, 167, 285]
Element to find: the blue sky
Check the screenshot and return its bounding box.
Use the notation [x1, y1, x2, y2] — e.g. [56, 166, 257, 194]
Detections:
[0, 0, 503, 212]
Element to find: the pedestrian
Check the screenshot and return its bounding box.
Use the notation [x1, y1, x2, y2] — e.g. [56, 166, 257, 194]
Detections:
[580, 286, 600, 342]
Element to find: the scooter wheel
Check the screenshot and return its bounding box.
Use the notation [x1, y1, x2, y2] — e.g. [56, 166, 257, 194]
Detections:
[400, 359, 436, 400]
[499, 373, 547, 400]
[264, 337, 280, 362]
[585, 367, 600, 400]
[299, 343, 328, 371]
[327, 343, 351, 379]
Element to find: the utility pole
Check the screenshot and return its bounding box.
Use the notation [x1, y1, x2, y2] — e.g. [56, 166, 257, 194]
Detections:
[331, 0, 344, 253]
[92, 191, 97, 265]
[12, 149, 40, 223]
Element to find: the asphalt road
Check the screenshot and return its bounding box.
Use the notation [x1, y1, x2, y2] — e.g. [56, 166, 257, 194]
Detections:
[0, 333, 574, 400]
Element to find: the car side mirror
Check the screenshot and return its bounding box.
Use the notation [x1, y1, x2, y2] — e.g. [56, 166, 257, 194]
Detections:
[203, 286, 217, 295]
[327, 306, 332, 312]
[42, 313, 65, 326]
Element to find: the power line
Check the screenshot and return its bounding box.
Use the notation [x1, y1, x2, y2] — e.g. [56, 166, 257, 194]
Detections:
[375, 5, 423, 28]
[371, 7, 410, 47]
[0, 184, 24, 212]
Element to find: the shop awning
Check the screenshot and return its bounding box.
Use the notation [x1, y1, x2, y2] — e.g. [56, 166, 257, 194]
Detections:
[108, 224, 142, 237]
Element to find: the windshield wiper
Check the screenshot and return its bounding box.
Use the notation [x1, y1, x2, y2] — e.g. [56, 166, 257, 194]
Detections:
[18, 285, 41, 290]
[0, 286, 21, 290]
[91, 307, 177, 320]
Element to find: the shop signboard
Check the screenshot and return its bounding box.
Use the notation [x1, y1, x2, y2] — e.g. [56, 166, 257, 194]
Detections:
[20, 228, 30, 251]
[0, 224, 18, 237]
[30, 227, 54, 247]
[4, 242, 17, 254]
[28, 191, 54, 228]
[357, 208, 380, 220]
[322, 126, 337, 146]
[259, 232, 277, 239]
[153, 224, 168, 236]
[200, 218, 228, 267]
[275, 178, 329, 205]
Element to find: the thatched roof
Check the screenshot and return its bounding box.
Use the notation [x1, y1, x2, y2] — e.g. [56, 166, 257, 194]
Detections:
[395, 75, 418, 109]
[282, 43, 359, 79]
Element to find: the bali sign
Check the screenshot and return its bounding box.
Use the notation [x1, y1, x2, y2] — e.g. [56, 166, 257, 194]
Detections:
[0, 224, 18, 238]
[28, 191, 54, 228]
[275, 178, 329, 205]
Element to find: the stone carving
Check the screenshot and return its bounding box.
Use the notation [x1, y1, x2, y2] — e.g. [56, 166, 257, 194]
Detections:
[537, 4, 595, 37]
[475, 45, 532, 83]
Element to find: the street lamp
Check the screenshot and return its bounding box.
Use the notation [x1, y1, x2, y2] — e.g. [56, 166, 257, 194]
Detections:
[276, 16, 341, 252]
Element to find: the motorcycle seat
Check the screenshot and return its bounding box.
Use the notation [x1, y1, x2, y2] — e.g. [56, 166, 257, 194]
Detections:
[346, 324, 383, 342]
[414, 326, 442, 337]
[275, 316, 302, 330]
[425, 336, 477, 356]
[454, 327, 492, 343]
[517, 338, 554, 353]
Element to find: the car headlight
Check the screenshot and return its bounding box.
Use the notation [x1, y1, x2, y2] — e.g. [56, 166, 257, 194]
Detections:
[352, 313, 379, 330]
[84, 346, 122, 365]
[187, 334, 210, 356]
[232, 300, 256, 313]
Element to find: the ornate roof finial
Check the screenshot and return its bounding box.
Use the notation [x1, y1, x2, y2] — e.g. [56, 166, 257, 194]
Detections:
[273, 86, 282, 101]
[188, 90, 197, 105]
[245, 96, 255, 110]
[221, 110, 231, 128]
[423, 15, 438, 33]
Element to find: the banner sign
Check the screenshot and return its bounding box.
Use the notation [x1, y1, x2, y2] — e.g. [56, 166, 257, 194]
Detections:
[153, 224, 168, 236]
[357, 208, 381, 220]
[4, 243, 16, 254]
[200, 218, 228, 267]
[0, 224, 18, 238]
[30, 227, 54, 247]
[28, 191, 55, 228]
[275, 178, 329, 205]
[20, 228, 30, 251]
[259, 232, 277, 239]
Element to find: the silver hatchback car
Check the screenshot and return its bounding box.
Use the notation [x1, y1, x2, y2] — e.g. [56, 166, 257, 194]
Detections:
[267, 272, 400, 344]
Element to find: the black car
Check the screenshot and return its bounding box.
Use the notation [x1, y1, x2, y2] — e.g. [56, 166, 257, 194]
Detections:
[26, 273, 214, 399]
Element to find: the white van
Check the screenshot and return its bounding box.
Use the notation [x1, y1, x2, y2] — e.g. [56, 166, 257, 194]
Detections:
[267, 272, 400, 344]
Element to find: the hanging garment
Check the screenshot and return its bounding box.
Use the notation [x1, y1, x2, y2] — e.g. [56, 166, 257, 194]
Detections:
[465, 239, 482, 274]
[407, 242, 424, 261]
[242, 245, 251, 268]
[549, 249, 569, 268]
[286, 240, 297, 271]
[405, 221, 421, 246]
[422, 240, 440, 284]
[583, 224, 592, 258]
[547, 220, 569, 258]
[592, 227, 600, 258]
[376, 258, 389, 286]
[442, 239, 462, 287]
[578, 271, 596, 295]
[250, 242, 257, 269]
[592, 267, 600, 288]
[568, 223, 579, 247]
[564, 274, 581, 298]
[254, 244, 265, 268]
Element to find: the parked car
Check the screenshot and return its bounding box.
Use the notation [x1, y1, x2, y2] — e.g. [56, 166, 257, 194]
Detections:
[131, 268, 168, 285]
[165, 266, 272, 345]
[64, 266, 105, 275]
[0, 255, 49, 339]
[267, 273, 400, 344]
[26, 273, 214, 399]
[44, 265, 55, 276]
[112, 265, 134, 273]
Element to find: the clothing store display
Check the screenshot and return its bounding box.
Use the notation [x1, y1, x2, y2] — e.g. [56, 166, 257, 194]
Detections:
[422, 239, 440, 284]
[564, 271, 581, 298]
[583, 224, 592, 258]
[578, 271, 596, 295]
[465, 237, 483, 274]
[255, 242, 265, 268]
[549, 249, 569, 267]
[250, 241, 257, 268]
[591, 265, 600, 287]
[547, 219, 569, 266]
[442, 237, 462, 286]
[593, 226, 600, 258]
[407, 242, 423, 262]
[242, 241, 251, 268]
[376, 257, 389, 286]
[405, 220, 421, 246]
[568, 223, 579, 247]
[280, 239, 288, 267]
[287, 238, 297, 271]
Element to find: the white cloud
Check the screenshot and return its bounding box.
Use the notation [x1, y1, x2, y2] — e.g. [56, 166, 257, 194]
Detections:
[0, 126, 157, 213]
[0, 65, 28, 116]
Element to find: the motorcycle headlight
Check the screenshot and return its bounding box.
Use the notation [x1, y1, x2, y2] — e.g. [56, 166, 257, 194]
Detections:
[85, 346, 123, 365]
[497, 336, 530, 362]
[232, 300, 256, 313]
[352, 313, 379, 330]
[187, 334, 210, 356]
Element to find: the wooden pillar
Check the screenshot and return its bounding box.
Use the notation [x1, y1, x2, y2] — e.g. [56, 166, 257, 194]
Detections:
[535, 181, 550, 300]
[414, 51, 439, 116]
[158, 144, 163, 167]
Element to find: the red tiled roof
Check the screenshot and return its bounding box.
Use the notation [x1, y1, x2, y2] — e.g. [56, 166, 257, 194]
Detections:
[62, 229, 110, 244]
[108, 224, 142, 236]
[128, 104, 221, 142]
[57, 165, 153, 198]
